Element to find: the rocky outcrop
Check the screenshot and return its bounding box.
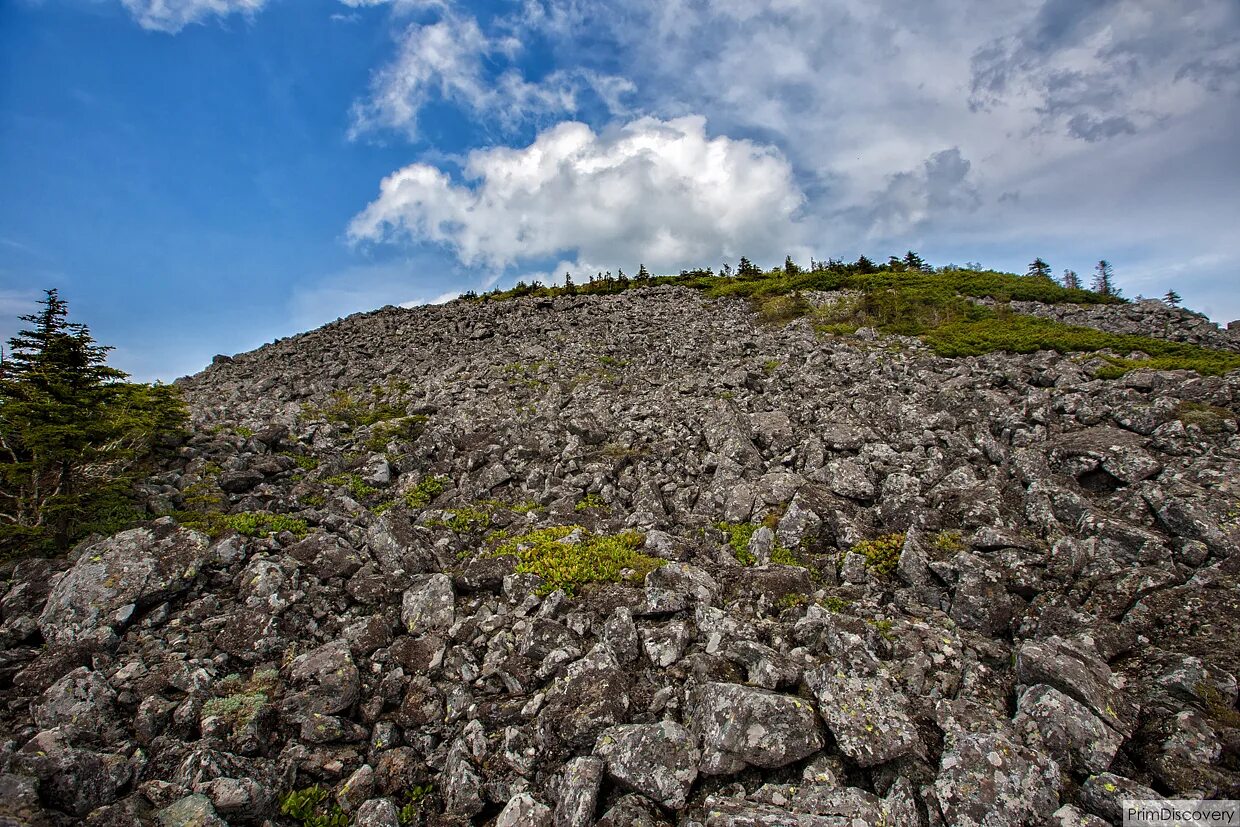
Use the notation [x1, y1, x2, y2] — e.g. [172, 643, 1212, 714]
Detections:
[1, 286, 1238, 825]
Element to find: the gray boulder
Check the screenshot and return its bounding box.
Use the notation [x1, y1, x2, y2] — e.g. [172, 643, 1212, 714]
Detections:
[804, 663, 919, 767]
[38, 524, 209, 645]
[594, 721, 700, 809]
[689, 682, 823, 774]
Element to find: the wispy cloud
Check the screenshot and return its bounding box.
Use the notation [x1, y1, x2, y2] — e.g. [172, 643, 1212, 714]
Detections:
[119, 0, 269, 33]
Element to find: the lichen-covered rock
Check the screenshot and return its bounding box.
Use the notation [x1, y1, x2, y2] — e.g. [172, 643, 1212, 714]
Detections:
[551, 756, 603, 827]
[934, 729, 1061, 826]
[1013, 684, 1122, 774]
[804, 663, 919, 767]
[12, 728, 131, 817]
[37, 524, 209, 645]
[1015, 636, 1137, 737]
[497, 792, 553, 827]
[401, 573, 456, 633]
[689, 682, 823, 774]
[594, 721, 700, 809]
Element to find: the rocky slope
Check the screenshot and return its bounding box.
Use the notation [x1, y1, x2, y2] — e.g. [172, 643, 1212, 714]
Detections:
[2, 285, 1239, 826]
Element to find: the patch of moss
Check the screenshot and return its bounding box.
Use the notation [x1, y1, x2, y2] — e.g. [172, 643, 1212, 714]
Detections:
[714, 520, 795, 566]
[202, 691, 267, 727]
[819, 595, 851, 613]
[776, 592, 809, 610]
[325, 473, 380, 502]
[931, 530, 964, 557]
[849, 533, 906, 578]
[492, 526, 663, 596]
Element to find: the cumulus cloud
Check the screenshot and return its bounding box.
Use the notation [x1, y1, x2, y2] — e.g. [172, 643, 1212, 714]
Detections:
[119, 0, 267, 33]
[348, 8, 631, 139]
[855, 148, 982, 239]
[349, 116, 807, 273]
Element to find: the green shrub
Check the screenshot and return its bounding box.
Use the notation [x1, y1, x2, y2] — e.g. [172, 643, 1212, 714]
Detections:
[1174, 400, 1236, 433]
[404, 475, 448, 508]
[931, 530, 964, 557]
[574, 493, 609, 512]
[849, 533, 906, 578]
[364, 415, 428, 452]
[279, 785, 347, 827]
[714, 521, 795, 566]
[820, 595, 851, 613]
[202, 692, 267, 726]
[325, 473, 380, 502]
[224, 512, 309, 539]
[493, 526, 664, 595]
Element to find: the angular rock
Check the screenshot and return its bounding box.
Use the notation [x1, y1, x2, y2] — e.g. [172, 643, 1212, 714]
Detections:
[594, 721, 700, 809]
[401, 574, 456, 634]
[934, 729, 1061, 826]
[1013, 684, 1122, 774]
[497, 792, 552, 827]
[689, 682, 823, 774]
[38, 525, 209, 645]
[804, 663, 919, 767]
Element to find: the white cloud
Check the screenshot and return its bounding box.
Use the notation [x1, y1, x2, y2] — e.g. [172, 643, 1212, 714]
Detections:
[119, 0, 267, 33]
[348, 8, 631, 139]
[349, 116, 808, 274]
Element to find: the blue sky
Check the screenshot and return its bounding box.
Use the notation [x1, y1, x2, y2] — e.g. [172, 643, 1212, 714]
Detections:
[2, 0, 1239, 381]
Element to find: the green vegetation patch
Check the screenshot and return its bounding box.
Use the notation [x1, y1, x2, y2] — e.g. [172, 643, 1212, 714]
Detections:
[202, 691, 267, 727]
[924, 314, 1240, 376]
[849, 533, 906, 578]
[493, 526, 663, 596]
[305, 381, 411, 429]
[403, 474, 449, 508]
[324, 473, 381, 502]
[224, 512, 309, 539]
[279, 785, 347, 827]
[1174, 400, 1236, 433]
[364, 414, 428, 452]
[714, 520, 796, 566]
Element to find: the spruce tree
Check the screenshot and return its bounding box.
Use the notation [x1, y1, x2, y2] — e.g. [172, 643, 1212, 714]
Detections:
[902, 251, 926, 271]
[1061, 269, 1081, 290]
[855, 255, 876, 274]
[737, 257, 760, 277]
[0, 290, 185, 554]
[1091, 260, 1119, 297]
[1164, 290, 1182, 307]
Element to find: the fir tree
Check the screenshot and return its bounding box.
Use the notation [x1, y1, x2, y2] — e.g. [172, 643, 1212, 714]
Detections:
[1164, 290, 1182, 307]
[1026, 258, 1052, 279]
[1061, 269, 1081, 290]
[855, 255, 876, 274]
[784, 255, 800, 276]
[637, 263, 651, 282]
[902, 251, 926, 271]
[737, 257, 760, 277]
[0, 290, 186, 554]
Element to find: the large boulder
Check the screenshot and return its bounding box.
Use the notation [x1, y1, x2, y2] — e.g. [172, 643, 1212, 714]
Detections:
[38, 524, 209, 645]
[688, 682, 823, 774]
[804, 662, 919, 767]
[594, 721, 701, 809]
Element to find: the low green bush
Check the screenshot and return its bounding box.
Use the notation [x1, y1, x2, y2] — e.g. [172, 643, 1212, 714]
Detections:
[493, 526, 663, 595]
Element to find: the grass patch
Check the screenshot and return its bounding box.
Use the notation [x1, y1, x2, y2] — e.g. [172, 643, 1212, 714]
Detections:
[465, 261, 1238, 379]
[492, 526, 663, 596]
[305, 381, 410, 429]
[924, 314, 1240, 376]
[224, 512, 309, 538]
[849, 533, 906, 578]
[714, 520, 796, 566]
[820, 595, 851, 613]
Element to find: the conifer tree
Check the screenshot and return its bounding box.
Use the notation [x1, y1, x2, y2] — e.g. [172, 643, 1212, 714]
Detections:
[637, 263, 651, 282]
[737, 257, 760, 277]
[1164, 289, 1182, 307]
[855, 255, 876, 274]
[0, 290, 185, 554]
[784, 255, 800, 276]
[1061, 269, 1081, 290]
[1091, 260, 1120, 297]
[1026, 258, 1052, 279]
[902, 251, 926, 271]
